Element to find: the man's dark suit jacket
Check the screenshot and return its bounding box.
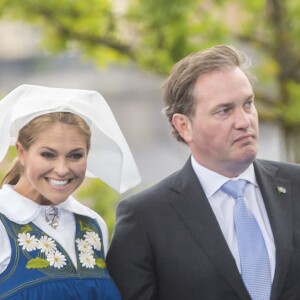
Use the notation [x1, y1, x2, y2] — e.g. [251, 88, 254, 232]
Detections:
[106, 159, 300, 299]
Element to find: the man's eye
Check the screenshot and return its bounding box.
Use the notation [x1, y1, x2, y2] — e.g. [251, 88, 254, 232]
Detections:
[244, 101, 253, 108]
[216, 107, 230, 115]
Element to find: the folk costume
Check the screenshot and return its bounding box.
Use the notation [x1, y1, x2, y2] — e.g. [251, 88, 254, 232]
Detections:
[0, 85, 141, 299]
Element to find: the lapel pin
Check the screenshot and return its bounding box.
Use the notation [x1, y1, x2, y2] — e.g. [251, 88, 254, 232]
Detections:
[277, 186, 287, 194]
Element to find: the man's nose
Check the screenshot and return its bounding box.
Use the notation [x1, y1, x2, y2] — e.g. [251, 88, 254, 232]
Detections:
[234, 109, 251, 129]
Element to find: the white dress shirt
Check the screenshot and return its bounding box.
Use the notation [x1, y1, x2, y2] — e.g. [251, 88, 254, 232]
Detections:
[191, 156, 276, 280]
[0, 184, 109, 274]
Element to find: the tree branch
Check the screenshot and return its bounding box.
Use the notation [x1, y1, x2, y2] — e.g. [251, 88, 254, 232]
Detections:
[36, 6, 135, 59]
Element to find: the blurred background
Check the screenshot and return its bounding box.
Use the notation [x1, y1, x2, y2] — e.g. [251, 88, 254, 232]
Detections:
[0, 0, 299, 236]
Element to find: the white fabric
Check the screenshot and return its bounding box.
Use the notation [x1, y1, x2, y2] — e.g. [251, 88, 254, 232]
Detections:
[0, 84, 141, 193]
[191, 156, 276, 280]
[0, 185, 109, 274]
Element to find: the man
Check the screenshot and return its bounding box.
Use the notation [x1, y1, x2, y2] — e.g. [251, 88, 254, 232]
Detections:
[106, 45, 300, 299]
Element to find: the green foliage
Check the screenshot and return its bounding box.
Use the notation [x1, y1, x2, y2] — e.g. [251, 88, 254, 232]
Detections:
[282, 81, 300, 128]
[75, 178, 120, 238]
[0, 0, 130, 65]
[127, 0, 230, 73]
[0, 147, 17, 183]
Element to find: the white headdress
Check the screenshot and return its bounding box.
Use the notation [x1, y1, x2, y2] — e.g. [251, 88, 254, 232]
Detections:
[0, 84, 141, 193]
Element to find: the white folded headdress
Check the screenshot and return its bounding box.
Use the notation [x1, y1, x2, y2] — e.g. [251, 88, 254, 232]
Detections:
[0, 84, 141, 193]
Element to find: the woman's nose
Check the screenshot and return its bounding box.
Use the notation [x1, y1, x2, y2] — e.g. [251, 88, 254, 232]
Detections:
[53, 159, 69, 176]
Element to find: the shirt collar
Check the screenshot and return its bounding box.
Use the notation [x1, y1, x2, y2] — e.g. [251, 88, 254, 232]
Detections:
[0, 184, 96, 224]
[191, 156, 257, 198]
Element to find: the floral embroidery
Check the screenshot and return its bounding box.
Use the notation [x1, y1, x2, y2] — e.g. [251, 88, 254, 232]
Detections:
[76, 238, 93, 253]
[79, 251, 96, 269]
[47, 250, 67, 269]
[18, 233, 38, 252]
[75, 231, 105, 269]
[37, 235, 57, 255]
[84, 231, 101, 251]
[17, 226, 105, 270]
[18, 232, 66, 270]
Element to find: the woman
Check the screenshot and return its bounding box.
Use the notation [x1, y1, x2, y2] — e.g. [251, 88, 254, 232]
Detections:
[0, 84, 141, 299]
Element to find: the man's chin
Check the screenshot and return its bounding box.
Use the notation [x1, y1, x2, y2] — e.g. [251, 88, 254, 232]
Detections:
[237, 151, 257, 166]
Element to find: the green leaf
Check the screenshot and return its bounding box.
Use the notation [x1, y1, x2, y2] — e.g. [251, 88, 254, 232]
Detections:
[96, 258, 106, 269]
[78, 219, 93, 232]
[21, 224, 32, 233]
[26, 257, 49, 269]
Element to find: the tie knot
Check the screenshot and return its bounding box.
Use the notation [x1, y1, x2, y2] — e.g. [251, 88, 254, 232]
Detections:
[221, 179, 247, 199]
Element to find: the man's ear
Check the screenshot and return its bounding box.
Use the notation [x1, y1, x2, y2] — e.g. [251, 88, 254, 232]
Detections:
[172, 113, 193, 143]
[15, 141, 26, 166]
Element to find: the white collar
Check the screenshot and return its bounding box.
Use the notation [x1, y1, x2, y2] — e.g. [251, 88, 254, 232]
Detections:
[191, 156, 257, 198]
[0, 184, 96, 224]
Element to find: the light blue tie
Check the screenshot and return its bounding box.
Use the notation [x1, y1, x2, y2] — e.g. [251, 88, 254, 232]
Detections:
[221, 179, 271, 300]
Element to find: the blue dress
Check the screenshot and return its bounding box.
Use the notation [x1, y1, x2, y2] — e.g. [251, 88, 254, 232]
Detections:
[0, 213, 121, 300]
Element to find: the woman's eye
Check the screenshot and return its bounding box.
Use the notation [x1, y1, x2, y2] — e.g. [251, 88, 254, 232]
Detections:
[69, 153, 84, 160]
[41, 152, 54, 158]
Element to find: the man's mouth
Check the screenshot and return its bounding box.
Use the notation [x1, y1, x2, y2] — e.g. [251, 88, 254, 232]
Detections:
[234, 134, 254, 143]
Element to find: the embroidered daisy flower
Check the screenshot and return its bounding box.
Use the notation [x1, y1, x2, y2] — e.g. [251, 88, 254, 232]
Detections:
[47, 250, 67, 269]
[79, 251, 96, 269]
[37, 236, 57, 255]
[18, 232, 38, 252]
[76, 238, 93, 253]
[84, 232, 101, 251]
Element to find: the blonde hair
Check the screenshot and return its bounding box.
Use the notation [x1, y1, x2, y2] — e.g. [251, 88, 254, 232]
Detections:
[1, 112, 91, 187]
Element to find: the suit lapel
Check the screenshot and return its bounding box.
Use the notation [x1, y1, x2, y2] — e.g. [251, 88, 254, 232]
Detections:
[254, 160, 293, 300]
[169, 159, 251, 299]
